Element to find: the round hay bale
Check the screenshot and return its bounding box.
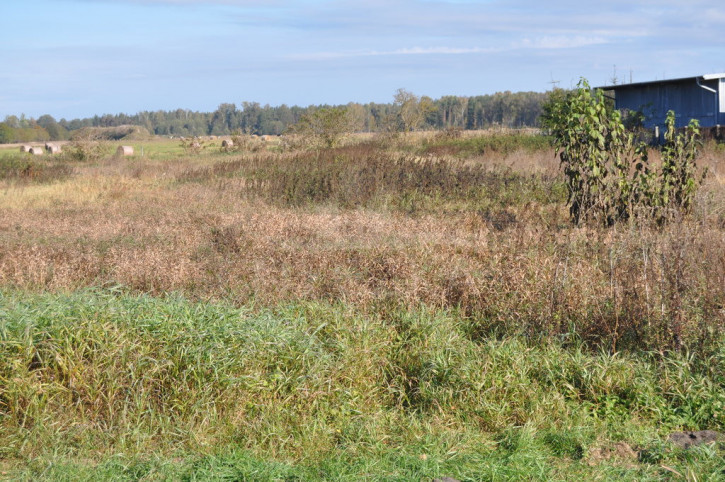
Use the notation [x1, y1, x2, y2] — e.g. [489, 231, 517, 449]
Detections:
[29, 146, 44, 155]
[117, 145, 134, 156]
[222, 139, 234, 148]
[45, 143, 62, 154]
[20, 145, 32, 153]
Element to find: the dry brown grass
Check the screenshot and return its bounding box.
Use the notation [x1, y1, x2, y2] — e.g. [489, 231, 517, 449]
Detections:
[0, 136, 723, 352]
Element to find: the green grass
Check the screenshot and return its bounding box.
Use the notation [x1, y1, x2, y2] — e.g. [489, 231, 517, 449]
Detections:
[118, 139, 193, 160]
[1, 289, 723, 480]
[12, 444, 725, 481]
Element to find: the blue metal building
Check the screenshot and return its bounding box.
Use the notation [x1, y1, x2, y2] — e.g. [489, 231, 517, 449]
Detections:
[598, 73, 725, 129]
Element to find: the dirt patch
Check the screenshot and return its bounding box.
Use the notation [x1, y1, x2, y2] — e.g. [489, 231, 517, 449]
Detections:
[587, 442, 639, 467]
[669, 430, 722, 449]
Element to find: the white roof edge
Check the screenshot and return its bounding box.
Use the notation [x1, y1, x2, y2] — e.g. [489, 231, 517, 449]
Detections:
[702, 73, 725, 80]
[596, 73, 725, 90]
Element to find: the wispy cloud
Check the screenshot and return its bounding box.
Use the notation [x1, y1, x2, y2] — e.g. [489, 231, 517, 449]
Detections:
[291, 46, 499, 60]
[293, 35, 610, 61]
[516, 36, 609, 50]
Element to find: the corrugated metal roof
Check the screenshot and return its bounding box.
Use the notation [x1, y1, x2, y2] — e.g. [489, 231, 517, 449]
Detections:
[595, 73, 725, 91]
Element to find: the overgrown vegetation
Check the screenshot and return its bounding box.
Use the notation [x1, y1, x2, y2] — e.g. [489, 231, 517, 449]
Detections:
[0, 152, 74, 183]
[178, 144, 562, 210]
[0, 129, 723, 479]
[420, 130, 553, 157]
[547, 80, 706, 226]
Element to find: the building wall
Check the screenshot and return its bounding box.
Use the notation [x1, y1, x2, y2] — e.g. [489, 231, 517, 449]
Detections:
[614, 78, 721, 129]
[719, 79, 725, 125]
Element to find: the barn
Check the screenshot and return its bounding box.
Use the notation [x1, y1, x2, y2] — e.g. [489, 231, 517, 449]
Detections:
[598, 73, 725, 130]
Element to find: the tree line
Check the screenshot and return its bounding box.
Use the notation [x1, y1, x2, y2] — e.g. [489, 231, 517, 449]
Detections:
[0, 90, 551, 144]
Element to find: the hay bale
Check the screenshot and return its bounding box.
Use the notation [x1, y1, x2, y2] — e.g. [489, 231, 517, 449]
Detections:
[222, 139, 234, 148]
[117, 145, 134, 156]
[20, 145, 31, 153]
[45, 143, 62, 154]
[29, 146, 44, 155]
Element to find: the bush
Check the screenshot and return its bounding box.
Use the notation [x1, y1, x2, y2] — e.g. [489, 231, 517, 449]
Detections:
[0, 153, 74, 183]
[286, 107, 358, 149]
[179, 136, 207, 155]
[65, 129, 110, 162]
[548, 80, 706, 226]
[226, 132, 266, 153]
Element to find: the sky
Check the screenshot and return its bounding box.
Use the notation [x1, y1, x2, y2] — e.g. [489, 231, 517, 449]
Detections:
[2, 0, 725, 120]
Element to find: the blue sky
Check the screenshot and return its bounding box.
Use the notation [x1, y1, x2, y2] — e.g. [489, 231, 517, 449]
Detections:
[2, 0, 725, 120]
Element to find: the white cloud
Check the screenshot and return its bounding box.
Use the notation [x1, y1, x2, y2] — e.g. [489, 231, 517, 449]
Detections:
[291, 46, 501, 60]
[516, 35, 609, 49]
[292, 36, 609, 62]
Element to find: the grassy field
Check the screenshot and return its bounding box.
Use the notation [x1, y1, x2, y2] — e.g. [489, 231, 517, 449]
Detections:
[1, 132, 724, 480]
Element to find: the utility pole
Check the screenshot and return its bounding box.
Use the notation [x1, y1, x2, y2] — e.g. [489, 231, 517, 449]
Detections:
[548, 72, 560, 90]
[610, 65, 618, 85]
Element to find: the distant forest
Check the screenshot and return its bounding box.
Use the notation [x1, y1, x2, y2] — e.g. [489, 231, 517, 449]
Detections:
[0, 90, 551, 143]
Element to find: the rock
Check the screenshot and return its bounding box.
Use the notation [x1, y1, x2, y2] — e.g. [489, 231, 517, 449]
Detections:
[668, 430, 722, 449]
[433, 478, 460, 482]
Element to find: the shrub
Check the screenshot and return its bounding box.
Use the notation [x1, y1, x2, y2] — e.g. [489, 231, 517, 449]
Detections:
[228, 132, 264, 153]
[548, 79, 706, 226]
[658, 112, 705, 217]
[0, 154, 74, 183]
[179, 136, 207, 155]
[64, 129, 110, 162]
[286, 107, 358, 149]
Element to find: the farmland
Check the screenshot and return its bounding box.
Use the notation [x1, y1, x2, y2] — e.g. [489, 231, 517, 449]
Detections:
[1, 132, 724, 480]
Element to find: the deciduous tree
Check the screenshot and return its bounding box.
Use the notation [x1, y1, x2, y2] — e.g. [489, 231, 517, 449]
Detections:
[288, 106, 358, 148]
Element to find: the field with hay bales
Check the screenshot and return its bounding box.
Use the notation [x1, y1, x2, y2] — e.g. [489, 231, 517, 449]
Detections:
[0, 131, 724, 480]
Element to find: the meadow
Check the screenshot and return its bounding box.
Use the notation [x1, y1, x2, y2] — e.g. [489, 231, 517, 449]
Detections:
[0, 132, 724, 480]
